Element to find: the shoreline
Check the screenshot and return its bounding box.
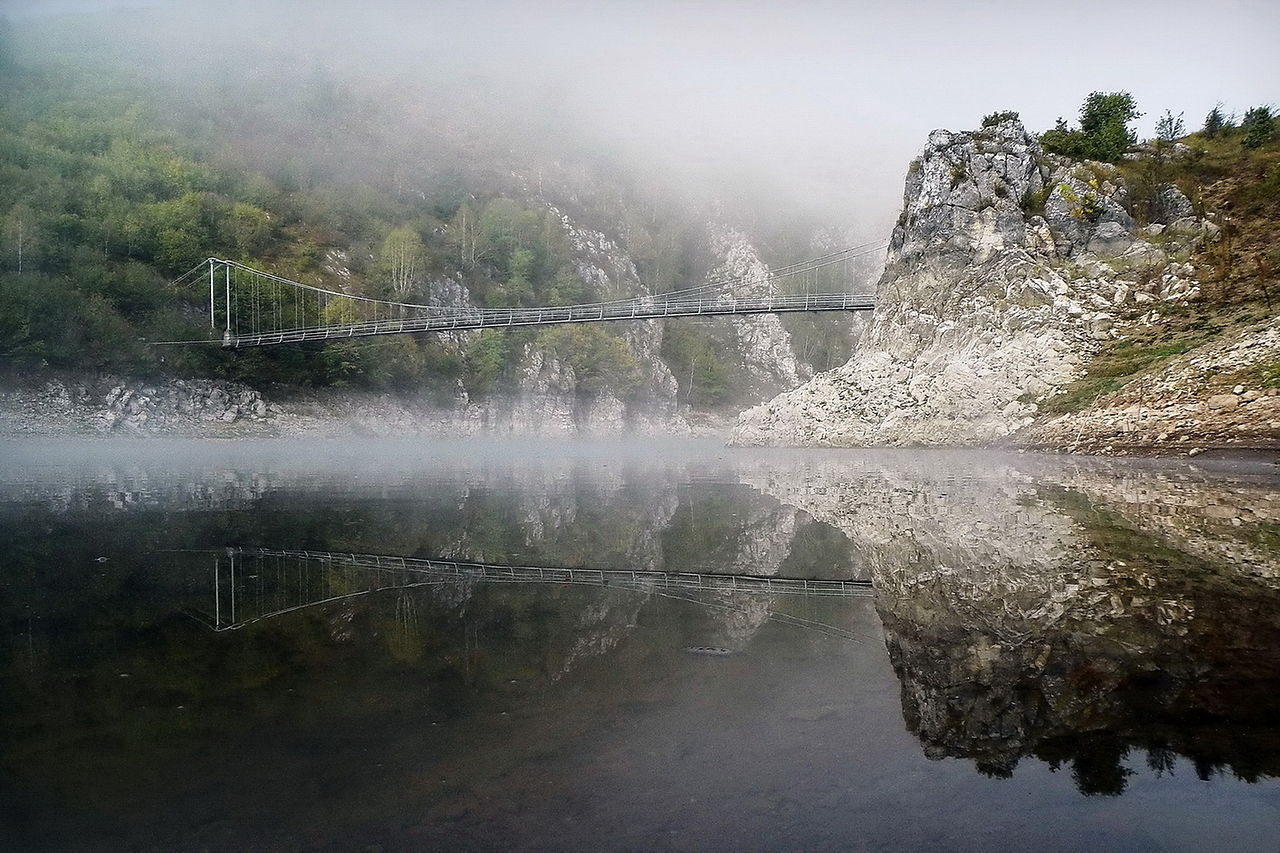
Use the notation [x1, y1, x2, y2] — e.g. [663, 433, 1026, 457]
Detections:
[5, 369, 1277, 460]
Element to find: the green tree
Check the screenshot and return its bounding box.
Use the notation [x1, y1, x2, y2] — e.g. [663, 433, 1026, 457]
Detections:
[1241, 106, 1276, 150]
[1042, 92, 1141, 163]
[464, 330, 510, 394]
[503, 247, 536, 306]
[1155, 109, 1185, 143]
[228, 202, 273, 257]
[1078, 91, 1141, 161]
[377, 226, 424, 300]
[1202, 103, 1227, 138]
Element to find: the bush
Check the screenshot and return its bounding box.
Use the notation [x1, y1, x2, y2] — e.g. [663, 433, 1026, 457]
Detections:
[1242, 106, 1276, 150]
[1041, 92, 1141, 163]
[981, 110, 1020, 128]
[1202, 103, 1227, 138]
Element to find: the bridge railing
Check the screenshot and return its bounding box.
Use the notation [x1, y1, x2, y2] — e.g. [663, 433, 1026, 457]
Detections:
[222, 291, 876, 348]
[233, 547, 874, 598]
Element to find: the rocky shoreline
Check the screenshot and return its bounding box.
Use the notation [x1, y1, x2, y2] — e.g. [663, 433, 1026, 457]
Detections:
[4, 365, 1278, 457]
[0, 371, 735, 439]
[1018, 317, 1280, 456]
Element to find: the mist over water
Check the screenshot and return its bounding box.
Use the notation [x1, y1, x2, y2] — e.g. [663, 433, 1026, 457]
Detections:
[4, 0, 1280, 847]
[1, 438, 1278, 849]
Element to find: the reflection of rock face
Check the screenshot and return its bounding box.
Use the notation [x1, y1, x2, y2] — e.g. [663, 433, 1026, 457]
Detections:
[745, 452, 1280, 791]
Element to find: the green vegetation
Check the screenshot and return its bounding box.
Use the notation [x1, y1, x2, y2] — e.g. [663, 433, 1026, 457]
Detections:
[1241, 106, 1277, 150]
[981, 110, 1020, 128]
[1041, 92, 1141, 163]
[661, 320, 739, 408]
[1039, 337, 1204, 415]
[0, 36, 643, 399]
[537, 325, 639, 395]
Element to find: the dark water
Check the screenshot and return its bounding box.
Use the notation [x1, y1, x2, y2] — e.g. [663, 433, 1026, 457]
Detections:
[1, 439, 1279, 851]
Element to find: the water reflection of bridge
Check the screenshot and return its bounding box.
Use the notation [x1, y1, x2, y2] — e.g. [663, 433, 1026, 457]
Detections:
[191, 547, 874, 632]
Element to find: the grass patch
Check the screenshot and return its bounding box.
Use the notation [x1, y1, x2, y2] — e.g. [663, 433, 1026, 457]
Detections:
[1039, 337, 1205, 415]
[1247, 359, 1280, 389]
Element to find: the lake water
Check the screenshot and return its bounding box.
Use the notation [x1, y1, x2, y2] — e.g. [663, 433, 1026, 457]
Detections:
[1, 438, 1278, 851]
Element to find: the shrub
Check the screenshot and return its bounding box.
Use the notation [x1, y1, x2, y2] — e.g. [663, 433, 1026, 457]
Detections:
[1021, 185, 1052, 217]
[1203, 103, 1227, 138]
[981, 110, 1020, 128]
[1042, 92, 1141, 163]
[1242, 106, 1276, 149]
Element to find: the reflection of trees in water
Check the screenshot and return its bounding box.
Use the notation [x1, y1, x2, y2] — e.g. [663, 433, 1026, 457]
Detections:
[881, 559, 1280, 796]
[387, 591, 421, 663]
[746, 452, 1280, 795]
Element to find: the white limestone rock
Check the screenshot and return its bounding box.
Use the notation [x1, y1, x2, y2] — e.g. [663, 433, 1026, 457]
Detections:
[732, 118, 1208, 448]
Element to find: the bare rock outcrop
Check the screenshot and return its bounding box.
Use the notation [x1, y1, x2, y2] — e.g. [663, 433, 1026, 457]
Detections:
[732, 119, 1213, 447]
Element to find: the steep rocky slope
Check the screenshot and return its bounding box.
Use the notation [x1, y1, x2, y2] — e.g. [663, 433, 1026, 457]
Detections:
[732, 119, 1218, 447]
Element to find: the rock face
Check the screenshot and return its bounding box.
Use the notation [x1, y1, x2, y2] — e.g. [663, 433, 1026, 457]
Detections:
[706, 225, 807, 396]
[732, 119, 1212, 447]
[0, 375, 271, 436]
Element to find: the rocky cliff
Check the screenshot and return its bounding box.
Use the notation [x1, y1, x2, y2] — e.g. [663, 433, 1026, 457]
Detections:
[732, 119, 1215, 447]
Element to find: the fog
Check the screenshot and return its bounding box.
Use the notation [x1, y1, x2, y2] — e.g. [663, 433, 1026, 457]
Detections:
[7, 0, 1279, 237]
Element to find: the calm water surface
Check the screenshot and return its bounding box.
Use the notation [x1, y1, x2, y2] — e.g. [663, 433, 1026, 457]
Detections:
[1, 438, 1279, 851]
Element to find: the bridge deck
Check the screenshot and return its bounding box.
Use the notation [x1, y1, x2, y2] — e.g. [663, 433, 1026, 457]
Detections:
[238, 547, 875, 598]
[221, 292, 875, 348]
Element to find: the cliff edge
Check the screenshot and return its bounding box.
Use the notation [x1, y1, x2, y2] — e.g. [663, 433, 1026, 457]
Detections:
[732, 119, 1217, 447]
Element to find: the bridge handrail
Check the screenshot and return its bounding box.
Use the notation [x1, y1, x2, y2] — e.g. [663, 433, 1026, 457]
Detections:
[221, 291, 876, 347]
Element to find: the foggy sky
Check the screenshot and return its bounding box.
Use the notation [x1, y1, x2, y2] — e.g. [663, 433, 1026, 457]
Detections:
[8, 0, 1279, 235]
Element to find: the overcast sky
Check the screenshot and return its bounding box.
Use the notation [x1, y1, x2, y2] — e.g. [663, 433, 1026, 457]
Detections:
[8, 0, 1279, 234]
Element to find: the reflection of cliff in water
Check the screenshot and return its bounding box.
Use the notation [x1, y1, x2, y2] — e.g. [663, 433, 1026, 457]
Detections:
[746, 452, 1280, 794]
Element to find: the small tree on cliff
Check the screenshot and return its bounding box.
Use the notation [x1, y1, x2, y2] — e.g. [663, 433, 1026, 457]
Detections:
[981, 110, 1020, 128]
[1202, 103, 1228, 138]
[1241, 106, 1277, 150]
[1041, 91, 1141, 162]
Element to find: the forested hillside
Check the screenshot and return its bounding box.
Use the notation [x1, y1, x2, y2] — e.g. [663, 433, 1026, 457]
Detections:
[0, 12, 868, 415]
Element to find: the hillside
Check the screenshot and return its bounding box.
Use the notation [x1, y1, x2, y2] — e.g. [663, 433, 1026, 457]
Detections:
[734, 102, 1280, 454]
[0, 13, 874, 435]
[1021, 121, 1280, 453]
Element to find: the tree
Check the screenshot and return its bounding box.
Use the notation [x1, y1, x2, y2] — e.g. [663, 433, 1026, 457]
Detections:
[228, 202, 273, 257]
[3, 204, 39, 274]
[1202, 103, 1227, 138]
[1040, 92, 1140, 162]
[1078, 91, 1141, 161]
[1241, 106, 1276, 150]
[378, 226, 424, 301]
[1155, 109, 1185, 143]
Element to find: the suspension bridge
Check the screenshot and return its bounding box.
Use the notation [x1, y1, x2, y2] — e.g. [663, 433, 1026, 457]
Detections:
[190, 547, 874, 631]
[167, 240, 883, 349]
